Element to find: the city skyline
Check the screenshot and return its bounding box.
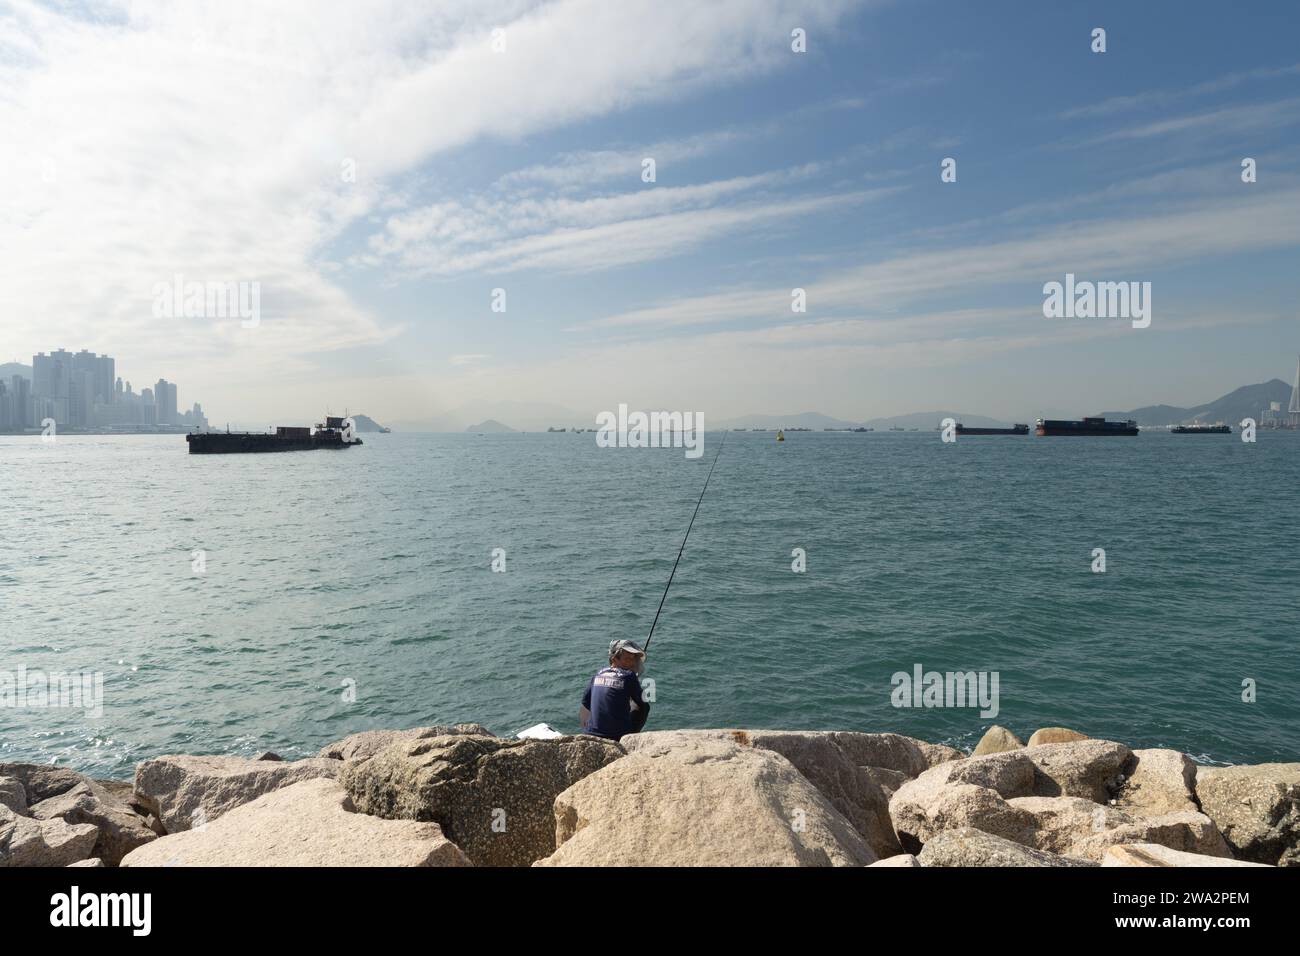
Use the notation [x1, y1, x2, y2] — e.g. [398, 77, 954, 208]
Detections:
[2, 2, 1299, 426]
[0, 347, 206, 432]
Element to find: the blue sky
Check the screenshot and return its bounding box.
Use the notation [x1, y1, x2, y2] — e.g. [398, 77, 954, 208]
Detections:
[3, 0, 1298, 426]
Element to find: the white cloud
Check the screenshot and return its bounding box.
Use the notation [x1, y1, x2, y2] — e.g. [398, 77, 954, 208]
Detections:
[580, 187, 1300, 334]
[367, 171, 894, 277]
[0, 0, 867, 415]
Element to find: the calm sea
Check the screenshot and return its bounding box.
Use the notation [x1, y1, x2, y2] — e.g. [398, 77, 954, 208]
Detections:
[2, 429, 1297, 777]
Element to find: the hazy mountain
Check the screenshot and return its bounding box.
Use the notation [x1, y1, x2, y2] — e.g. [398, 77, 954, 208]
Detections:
[1, 362, 32, 381]
[712, 411, 860, 429]
[862, 410, 1013, 430]
[350, 414, 389, 433]
[1096, 379, 1291, 425]
[465, 419, 516, 433]
[391, 400, 583, 432]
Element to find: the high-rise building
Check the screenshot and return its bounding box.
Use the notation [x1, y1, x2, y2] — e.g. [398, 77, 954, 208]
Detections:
[155, 379, 178, 426]
[32, 349, 73, 425]
[95, 354, 115, 406]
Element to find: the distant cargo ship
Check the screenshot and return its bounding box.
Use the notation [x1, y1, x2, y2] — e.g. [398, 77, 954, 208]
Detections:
[1035, 416, 1138, 436]
[1172, 424, 1231, 434]
[956, 423, 1029, 436]
[186, 416, 362, 454]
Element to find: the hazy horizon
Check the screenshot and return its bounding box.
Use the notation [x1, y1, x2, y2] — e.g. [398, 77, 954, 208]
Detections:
[4, 1, 1299, 426]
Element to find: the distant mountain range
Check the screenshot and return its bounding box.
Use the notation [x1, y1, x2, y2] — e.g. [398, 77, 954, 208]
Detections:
[711, 410, 1014, 430]
[1096, 379, 1291, 426]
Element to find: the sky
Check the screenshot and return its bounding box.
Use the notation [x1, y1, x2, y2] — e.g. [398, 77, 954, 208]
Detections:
[2, 0, 1298, 428]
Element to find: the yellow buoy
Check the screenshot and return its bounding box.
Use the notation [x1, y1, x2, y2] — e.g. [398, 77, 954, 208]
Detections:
[776, 429, 785, 442]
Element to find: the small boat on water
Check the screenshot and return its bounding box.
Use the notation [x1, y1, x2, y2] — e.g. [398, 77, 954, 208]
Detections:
[1172, 423, 1231, 434]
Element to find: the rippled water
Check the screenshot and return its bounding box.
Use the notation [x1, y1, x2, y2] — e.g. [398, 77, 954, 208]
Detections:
[2, 430, 1297, 777]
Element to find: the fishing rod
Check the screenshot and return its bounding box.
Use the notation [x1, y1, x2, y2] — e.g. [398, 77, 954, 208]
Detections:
[643, 429, 727, 652]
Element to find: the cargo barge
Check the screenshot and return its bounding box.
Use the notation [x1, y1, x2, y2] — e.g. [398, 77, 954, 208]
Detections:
[1172, 423, 1231, 434]
[1035, 416, 1138, 437]
[956, 423, 1029, 436]
[186, 416, 362, 454]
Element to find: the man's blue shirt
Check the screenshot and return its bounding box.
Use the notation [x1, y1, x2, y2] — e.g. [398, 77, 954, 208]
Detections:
[582, 666, 648, 740]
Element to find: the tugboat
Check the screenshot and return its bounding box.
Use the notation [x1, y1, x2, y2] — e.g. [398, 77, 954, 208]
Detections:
[1035, 416, 1138, 436]
[186, 416, 362, 454]
[1172, 423, 1231, 434]
[956, 423, 1030, 436]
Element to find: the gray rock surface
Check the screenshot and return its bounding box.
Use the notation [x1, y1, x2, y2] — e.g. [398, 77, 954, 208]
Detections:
[318, 724, 493, 763]
[0, 763, 87, 804]
[1102, 843, 1273, 867]
[538, 738, 876, 867]
[121, 778, 469, 867]
[30, 780, 157, 865]
[1116, 749, 1198, 816]
[917, 827, 1095, 867]
[1, 806, 98, 867]
[1196, 763, 1300, 866]
[342, 733, 622, 866]
[133, 754, 340, 833]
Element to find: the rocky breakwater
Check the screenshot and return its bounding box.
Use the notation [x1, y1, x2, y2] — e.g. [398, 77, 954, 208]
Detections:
[2, 723, 1295, 867]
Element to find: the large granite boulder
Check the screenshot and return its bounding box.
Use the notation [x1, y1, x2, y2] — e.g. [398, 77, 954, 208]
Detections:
[889, 750, 1038, 852]
[0, 763, 87, 805]
[916, 827, 1095, 867]
[133, 755, 340, 833]
[318, 724, 493, 763]
[342, 733, 623, 867]
[1066, 811, 1231, 862]
[1023, 739, 1131, 801]
[905, 783, 1039, 847]
[30, 780, 157, 865]
[0, 776, 26, 814]
[869, 853, 921, 867]
[536, 737, 875, 866]
[621, 729, 959, 778]
[1006, 795, 1131, 854]
[623, 729, 900, 857]
[1, 806, 98, 867]
[1009, 796, 1231, 861]
[1102, 843, 1274, 867]
[121, 778, 468, 867]
[1195, 763, 1300, 866]
[973, 726, 1024, 757]
[1115, 749, 1199, 816]
[1027, 727, 1089, 747]
[890, 741, 1133, 851]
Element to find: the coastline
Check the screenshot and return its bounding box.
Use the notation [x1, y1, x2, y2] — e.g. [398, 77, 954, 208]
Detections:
[2, 723, 1295, 867]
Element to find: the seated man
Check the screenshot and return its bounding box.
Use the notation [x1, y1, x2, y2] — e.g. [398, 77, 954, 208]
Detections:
[579, 639, 650, 740]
